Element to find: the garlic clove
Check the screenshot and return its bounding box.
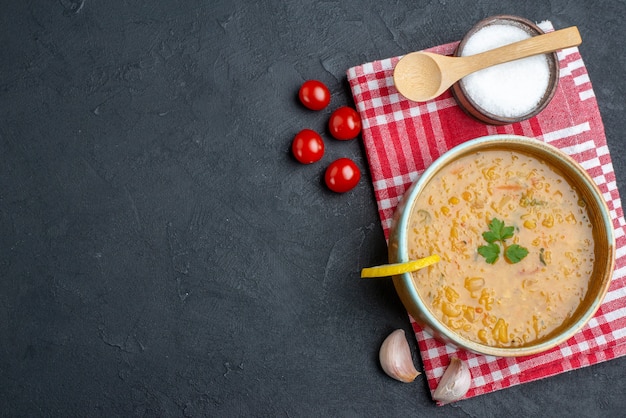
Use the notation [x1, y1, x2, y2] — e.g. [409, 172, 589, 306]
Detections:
[379, 329, 420, 383]
[432, 357, 472, 404]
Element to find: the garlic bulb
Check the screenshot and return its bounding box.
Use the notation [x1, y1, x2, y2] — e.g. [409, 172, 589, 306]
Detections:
[432, 357, 472, 403]
[379, 329, 420, 383]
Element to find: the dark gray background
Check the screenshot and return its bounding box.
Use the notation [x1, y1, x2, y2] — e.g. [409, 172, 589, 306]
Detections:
[2, 0, 625, 416]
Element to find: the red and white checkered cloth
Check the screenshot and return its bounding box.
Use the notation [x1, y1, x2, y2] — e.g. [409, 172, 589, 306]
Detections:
[347, 21, 626, 401]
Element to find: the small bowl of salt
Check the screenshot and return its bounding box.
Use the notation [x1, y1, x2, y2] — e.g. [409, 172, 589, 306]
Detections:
[451, 15, 559, 125]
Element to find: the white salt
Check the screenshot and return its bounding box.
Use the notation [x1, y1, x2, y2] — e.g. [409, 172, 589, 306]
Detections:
[460, 24, 551, 118]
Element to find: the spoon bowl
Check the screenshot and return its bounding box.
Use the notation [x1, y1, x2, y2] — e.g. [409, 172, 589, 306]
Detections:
[394, 26, 581, 102]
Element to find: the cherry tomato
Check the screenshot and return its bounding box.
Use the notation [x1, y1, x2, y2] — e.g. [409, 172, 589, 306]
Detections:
[324, 158, 361, 193]
[292, 129, 324, 164]
[328, 106, 361, 140]
[299, 80, 331, 111]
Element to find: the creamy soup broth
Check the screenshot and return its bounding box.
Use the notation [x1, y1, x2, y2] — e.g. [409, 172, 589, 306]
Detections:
[407, 149, 595, 347]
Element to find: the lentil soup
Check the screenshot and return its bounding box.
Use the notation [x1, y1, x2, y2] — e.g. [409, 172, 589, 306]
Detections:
[407, 149, 595, 348]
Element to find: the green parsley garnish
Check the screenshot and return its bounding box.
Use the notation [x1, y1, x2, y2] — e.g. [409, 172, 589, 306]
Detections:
[477, 218, 529, 264]
[505, 244, 529, 263]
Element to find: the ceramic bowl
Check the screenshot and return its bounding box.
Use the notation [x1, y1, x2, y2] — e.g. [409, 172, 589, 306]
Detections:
[451, 15, 559, 125]
[387, 135, 615, 357]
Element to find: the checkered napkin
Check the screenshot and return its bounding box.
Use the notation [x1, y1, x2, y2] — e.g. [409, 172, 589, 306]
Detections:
[347, 21, 626, 401]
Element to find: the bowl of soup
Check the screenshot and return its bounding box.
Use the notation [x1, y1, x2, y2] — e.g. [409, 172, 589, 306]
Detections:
[388, 135, 615, 357]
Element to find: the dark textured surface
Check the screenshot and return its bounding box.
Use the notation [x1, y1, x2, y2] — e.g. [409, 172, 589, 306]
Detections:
[1, 1, 625, 416]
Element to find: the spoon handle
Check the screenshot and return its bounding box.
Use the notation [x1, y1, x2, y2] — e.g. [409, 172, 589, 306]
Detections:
[460, 26, 582, 76]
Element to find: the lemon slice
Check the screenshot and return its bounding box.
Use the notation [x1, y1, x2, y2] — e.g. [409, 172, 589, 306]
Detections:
[360, 254, 440, 278]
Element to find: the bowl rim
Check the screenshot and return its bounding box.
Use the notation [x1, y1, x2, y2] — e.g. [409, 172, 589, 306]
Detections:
[390, 134, 616, 357]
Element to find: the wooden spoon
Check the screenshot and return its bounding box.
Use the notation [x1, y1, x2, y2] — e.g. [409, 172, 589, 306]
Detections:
[393, 26, 582, 102]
